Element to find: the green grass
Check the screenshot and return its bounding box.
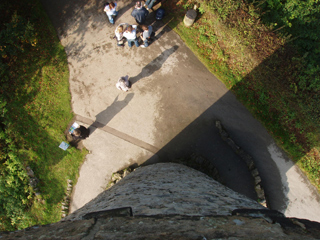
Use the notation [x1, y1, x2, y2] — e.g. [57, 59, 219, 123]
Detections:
[0, 0, 87, 230]
[162, 1, 320, 190]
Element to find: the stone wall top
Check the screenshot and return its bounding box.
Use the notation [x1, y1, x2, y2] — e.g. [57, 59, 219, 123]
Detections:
[66, 163, 264, 221]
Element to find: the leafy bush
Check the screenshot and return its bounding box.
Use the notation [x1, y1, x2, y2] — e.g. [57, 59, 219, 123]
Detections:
[0, 0, 87, 231]
[0, 101, 33, 231]
[0, 12, 36, 56]
[252, 0, 320, 92]
[0, 1, 37, 78]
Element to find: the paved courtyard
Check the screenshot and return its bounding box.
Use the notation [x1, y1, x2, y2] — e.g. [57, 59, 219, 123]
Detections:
[41, 0, 320, 222]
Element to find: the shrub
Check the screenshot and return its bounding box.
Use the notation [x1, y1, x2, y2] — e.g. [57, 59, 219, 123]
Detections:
[0, 101, 33, 231]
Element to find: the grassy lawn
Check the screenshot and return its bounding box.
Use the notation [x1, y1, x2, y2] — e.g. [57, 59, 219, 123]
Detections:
[0, 0, 87, 230]
[161, 1, 320, 189]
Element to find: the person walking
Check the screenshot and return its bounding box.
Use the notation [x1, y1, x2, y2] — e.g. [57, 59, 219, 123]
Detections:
[116, 75, 131, 92]
[131, 1, 149, 25]
[144, 0, 156, 10]
[140, 24, 153, 48]
[104, 2, 118, 24]
[123, 25, 140, 48]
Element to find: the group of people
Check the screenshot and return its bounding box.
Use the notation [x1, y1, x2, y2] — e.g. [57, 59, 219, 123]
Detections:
[72, 2, 158, 139]
[104, 2, 158, 91]
[115, 22, 153, 48]
[105, 1, 155, 48]
[104, 1, 157, 24]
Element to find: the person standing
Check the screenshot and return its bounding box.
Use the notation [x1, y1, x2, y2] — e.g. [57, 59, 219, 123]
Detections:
[140, 24, 153, 48]
[104, 2, 118, 24]
[116, 75, 131, 92]
[131, 1, 149, 25]
[123, 25, 140, 48]
[144, 0, 156, 10]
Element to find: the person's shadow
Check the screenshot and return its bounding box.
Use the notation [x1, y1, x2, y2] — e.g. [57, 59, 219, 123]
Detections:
[88, 93, 134, 135]
[130, 45, 179, 85]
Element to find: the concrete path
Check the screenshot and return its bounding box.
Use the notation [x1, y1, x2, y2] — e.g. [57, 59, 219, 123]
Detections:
[41, 0, 320, 222]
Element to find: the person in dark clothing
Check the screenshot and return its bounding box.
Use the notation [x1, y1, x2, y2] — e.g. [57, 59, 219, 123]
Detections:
[131, 1, 149, 25]
[72, 125, 90, 140]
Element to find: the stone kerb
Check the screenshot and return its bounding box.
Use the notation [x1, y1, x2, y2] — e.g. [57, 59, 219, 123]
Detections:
[215, 120, 267, 206]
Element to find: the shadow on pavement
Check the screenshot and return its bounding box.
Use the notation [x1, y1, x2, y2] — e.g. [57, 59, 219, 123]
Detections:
[88, 93, 134, 135]
[115, 1, 136, 20]
[140, 91, 287, 212]
[130, 45, 179, 85]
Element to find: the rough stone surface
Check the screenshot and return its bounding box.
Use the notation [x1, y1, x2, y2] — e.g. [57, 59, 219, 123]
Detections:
[1, 163, 320, 239]
[3, 215, 320, 239]
[66, 163, 265, 221]
[1, 216, 315, 240]
[1, 218, 95, 240]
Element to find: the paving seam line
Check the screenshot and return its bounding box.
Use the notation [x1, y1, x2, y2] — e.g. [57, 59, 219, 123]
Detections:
[74, 114, 159, 154]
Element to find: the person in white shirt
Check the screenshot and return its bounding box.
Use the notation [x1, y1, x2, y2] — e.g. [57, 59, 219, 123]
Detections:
[104, 2, 118, 24]
[114, 23, 129, 46]
[123, 25, 140, 48]
[116, 75, 131, 92]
